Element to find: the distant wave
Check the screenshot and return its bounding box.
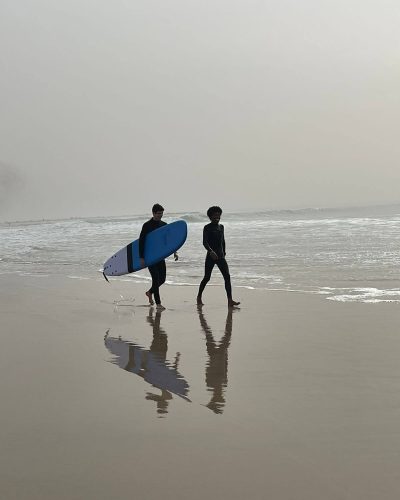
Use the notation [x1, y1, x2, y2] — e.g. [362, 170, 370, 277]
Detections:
[171, 213, 208, 223]
[261, 203, 400, 218]
[81, 214, 148, 224]
[3, 203, 400, 226]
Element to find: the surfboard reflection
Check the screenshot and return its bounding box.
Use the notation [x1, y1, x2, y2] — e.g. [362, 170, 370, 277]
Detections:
[197, 306, 234, 415]
[104, 307, 190, 416]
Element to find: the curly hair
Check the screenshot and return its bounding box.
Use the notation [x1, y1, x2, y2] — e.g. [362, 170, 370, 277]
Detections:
[206, 206, 223, 219]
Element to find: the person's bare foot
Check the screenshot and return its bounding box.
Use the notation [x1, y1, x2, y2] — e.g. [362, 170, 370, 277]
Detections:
[156, 304, 166, 311]
[228, 299, 240, 308]
[197, 296, 204, 306]
[145, 291, 154, 305]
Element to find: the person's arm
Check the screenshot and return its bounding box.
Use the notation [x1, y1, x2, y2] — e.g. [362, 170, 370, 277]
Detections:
[221, 225, 226, 256]
[139, 222, 148, 267]
[203, 225, 218, 260]
[202, 225, 212, 252]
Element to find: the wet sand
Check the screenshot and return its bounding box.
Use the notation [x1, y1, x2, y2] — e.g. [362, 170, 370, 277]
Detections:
[1, 274, 400, 499]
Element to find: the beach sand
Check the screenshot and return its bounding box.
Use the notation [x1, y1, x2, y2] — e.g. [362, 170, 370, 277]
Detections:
[1, 274, 400, 499]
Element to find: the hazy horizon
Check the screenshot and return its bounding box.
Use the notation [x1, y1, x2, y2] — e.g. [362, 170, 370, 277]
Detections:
[2, 201, 400, 225]
[1, 0, 399, 222]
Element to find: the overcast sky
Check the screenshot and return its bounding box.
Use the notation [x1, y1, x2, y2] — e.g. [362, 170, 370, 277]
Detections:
[1, 0, 399, 221]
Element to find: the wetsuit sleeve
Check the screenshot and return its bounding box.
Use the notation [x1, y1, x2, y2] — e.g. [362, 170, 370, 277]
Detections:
[222, 225, 226, 256]
[139, 222, 149, 258]
[203, 225, 213, 253]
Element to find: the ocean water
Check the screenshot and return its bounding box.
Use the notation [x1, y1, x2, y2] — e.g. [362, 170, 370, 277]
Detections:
[1, 205, 400, 303]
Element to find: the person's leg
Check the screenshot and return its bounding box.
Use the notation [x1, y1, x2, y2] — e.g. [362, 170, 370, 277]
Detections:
[197, 255, 215, 304]
[158, 260, 166, 287]
[155, 260, 166, 309]
[216, 258, 232, 298]
[146, 267, 155, 304]
[148, 264, 161, 305]
[216, 259, 240, 307]
[145, 290, 154, 305]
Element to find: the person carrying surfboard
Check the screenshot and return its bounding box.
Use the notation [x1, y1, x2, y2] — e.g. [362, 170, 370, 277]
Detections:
[139, 204, 178, 309]
[197, 206, 240, 308]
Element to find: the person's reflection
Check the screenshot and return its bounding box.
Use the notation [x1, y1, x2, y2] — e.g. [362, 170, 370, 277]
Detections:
[104, 307, 190, 417]
[197, 306, 234, 414]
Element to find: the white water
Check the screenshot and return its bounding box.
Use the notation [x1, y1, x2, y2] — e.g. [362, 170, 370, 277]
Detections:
[1, 205, 400, 303]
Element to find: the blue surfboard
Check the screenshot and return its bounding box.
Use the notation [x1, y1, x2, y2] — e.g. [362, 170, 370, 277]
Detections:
[103, 220, 187, 277]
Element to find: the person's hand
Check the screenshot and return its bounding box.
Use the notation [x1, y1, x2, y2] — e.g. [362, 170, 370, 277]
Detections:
[140, 258, 145, 268]
[210, 251, 218, 261]
[174, 252, 179, 261]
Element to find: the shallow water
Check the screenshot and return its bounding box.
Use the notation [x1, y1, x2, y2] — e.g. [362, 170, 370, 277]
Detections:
[1, 204, 400, 302]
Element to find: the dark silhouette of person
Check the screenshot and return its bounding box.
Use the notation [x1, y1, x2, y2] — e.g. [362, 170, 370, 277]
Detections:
[139, 203, 178, 309]
[197, 306, 234, 414]
[197, 206, 240, 308]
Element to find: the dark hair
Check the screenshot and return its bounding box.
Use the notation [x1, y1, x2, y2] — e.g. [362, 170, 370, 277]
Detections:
[152, 203, 164, 213]
[207, 206, 222, 219]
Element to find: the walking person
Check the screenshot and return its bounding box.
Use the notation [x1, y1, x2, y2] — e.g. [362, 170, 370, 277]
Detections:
[197, 206, 240, 308]
[139, 204, 178, 309]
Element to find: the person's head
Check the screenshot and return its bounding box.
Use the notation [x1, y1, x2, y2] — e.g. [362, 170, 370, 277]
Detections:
[207, 206, 222, 223]
[152, 203, 164, 221]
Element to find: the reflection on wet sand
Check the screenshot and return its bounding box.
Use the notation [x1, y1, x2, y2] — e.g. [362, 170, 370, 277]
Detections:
[197, 306, 234, 414]
[104, 307, 190, 416]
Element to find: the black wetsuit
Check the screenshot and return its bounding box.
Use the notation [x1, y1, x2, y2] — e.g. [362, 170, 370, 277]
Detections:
[139, 219, 167, 305]
[198, 222, 232, 299]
